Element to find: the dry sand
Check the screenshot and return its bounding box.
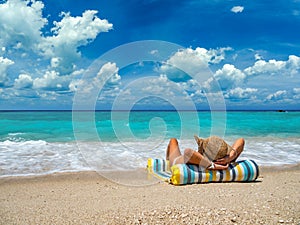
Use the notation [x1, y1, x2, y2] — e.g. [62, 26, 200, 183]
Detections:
[0, 165, 299, 225]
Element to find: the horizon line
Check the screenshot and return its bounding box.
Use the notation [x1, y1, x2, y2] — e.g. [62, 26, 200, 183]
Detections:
[0, 109, 297, 112]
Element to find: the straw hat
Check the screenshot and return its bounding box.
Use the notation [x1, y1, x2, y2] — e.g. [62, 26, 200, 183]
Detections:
[194, 135, 233, 161]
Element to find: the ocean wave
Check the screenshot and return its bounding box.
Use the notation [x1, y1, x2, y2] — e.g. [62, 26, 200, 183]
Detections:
[0, 140, 90, 177]
[0, 137, 300, 177]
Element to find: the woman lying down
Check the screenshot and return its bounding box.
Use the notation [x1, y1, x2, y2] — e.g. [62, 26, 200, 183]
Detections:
[166, 136, 244, 170]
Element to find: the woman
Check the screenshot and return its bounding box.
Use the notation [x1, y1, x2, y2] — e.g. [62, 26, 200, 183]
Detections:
[165, 137, 244, 170]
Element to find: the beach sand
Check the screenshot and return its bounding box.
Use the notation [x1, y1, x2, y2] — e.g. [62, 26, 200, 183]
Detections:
[0, 165, 299, 225]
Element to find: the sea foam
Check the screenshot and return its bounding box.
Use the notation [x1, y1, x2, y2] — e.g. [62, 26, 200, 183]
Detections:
[0, 137, 300, 177]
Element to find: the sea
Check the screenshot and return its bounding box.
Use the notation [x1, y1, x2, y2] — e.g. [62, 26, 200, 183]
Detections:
[0, 110, 300, 178]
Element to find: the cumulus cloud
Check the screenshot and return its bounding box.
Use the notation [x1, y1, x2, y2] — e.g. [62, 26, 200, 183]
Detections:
[14, 74, 33, 89]
[160, 47, 232, 81]
[0, 0, 298, 109]
[202, 63, 246, 93]
[95, 62, 121, 86]
[293, 87, 300, 94]
[33, 70, 71, 91]
[231, 6, 244, 13]
[141, 74, 176, 96]
[169, 47, 232, 67]
[0, 0, 118, 107]
[69, 79, 85, 93]
[225, 87, 257, 99]
[0, 0, 115, 106]
[158, 48, 300, 108]
[292, 87, 300, 99]
[39, 10, 113, 75]
[286, 55, 300, 75]
[244, 55, 300, 76]
[179, 78, 202, 94]
[0, 0, 46, 50]
[158, 48, 300, 107]
[213, 64, 246, 90]
[95, 62, 121, 103]
[113, 74, 195, 110]
[266, 90, 287, 101]
[69, 62, 121, 109]
[254, 53, 263, 61]
[244, 59, 286, 76]
[71, 62, 121, 102]
[0, 56, 14, 86]
[0, 0, 113, 77]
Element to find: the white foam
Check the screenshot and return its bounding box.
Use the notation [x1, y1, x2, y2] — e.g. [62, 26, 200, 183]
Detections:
[8, 132, 24, 136]
[0, 137, 300, 177]
[0, 140, 90, 177]
[241, 138, 300, 166]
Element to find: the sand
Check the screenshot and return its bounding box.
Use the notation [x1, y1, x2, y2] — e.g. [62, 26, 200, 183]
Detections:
[0, 165, 299, 225]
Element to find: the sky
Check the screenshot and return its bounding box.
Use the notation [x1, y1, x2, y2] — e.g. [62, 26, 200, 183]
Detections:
[0, 0, 300, 110]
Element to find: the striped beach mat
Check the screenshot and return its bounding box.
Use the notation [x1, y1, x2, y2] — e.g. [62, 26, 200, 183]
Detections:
[147, 158, 172, 182]
[147, 158, 259, 185]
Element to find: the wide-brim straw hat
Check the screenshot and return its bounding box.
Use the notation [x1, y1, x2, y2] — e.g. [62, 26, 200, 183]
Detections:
[194, 135, 233, 161]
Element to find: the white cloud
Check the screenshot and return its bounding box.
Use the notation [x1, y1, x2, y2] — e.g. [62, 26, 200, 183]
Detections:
[160, 47, 232, 80]
[69, 63, 120, 101]
[95, 62, 121, 86]
[69, 79, 85, 92]
[0, 0, 117, 107]
[180, 78, 202, 94]
[292, 87, 300, 99]
[184, 47, 231, 65]
[293, 87, 300, 94]
[33, 70, 71, 91]
[244, 55, 300, 77]
[213, 64, 246, 90]
[50, 57, 61, 68]
[158, 51, 300, 105]
[266, 90, 287, 101]
[0, 56, 14, 86]
[231, 6, 244, 13]
[50, 11, 112, 47]
[254, 53, 263, 61]
[225, 87, 257, 99]
[39, 10, 113, 75]
[0, 0, 113, 77]
[244, 59, 286, 76]
[110, 74, 197, 110]
[14, 74, 33, 89]
[141, 74, 176, 96]
[203, 64, 246, 92]
[0, 0, 46, 50]
[286, 55, 300, 75]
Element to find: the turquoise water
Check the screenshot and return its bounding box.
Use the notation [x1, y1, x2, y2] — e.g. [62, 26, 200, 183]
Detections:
[0, 111, 300, 177]
[1, 111, 299, 142]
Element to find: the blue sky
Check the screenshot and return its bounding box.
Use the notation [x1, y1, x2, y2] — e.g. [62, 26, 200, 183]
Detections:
[0, 0, 299, 110]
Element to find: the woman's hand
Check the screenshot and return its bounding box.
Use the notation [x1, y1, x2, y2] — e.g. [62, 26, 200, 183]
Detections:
[214, 155, 230, 165]
[207, 162, 229, 170]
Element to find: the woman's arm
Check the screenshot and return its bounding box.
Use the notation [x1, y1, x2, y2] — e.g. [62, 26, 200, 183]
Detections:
[208, 162, 229, 170]
[213, 138, 245, 166]
[183, 148, 212, 168]
[184, 148, 230, 170]
[212, 149, 236, 166]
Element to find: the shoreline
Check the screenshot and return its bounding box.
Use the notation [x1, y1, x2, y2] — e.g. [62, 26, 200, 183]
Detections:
[1, 162, 300, 181]
[1, 164, 299, 224]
